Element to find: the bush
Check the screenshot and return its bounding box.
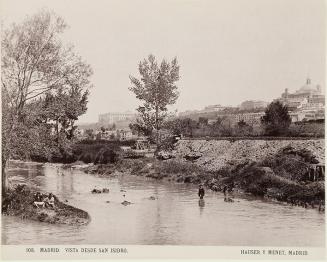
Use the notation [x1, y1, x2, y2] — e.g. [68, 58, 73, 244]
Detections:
[157, 136, 178, 152]
[94, 149, 118, 164]
[158, 160, 204, 175]
[287, 122, 324, 137]
[71, 140, 123, 164]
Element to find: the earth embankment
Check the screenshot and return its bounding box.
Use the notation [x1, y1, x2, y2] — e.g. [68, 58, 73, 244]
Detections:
[174, 139, 324, 171]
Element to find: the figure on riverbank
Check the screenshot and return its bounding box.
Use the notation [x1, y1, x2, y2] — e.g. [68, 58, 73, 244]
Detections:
[224, 197, 234, 203]
[318, 200, 325, 212]
[33, 192, 45, 208]
[222, 185, 234, 202]
[198, 184, 205, 199]
[44, 193, 55, 208]
[223, 185, 228, 196]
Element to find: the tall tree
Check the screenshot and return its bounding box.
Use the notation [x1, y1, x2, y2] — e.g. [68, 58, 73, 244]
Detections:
[42, 86, 89, 143]
[261, 101, 291, 136]
[129, 54, 180, 143]
[1, 10, 93, 195]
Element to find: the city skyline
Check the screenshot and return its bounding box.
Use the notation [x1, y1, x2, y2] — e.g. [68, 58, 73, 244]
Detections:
[2, 0, 325, 124]
[87, 76, 325, 124]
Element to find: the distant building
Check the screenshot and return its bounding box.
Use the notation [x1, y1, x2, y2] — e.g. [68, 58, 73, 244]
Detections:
[98, 111, 136, 125]
[178, 105, 231, 117]
[210, 112, 265, 126]
[239, 100, 268, 110]
[202, 104, 227, 112]
[289, 110, 325, 122]
[276, 78, 325, 122]
[278, 78, 324, 110]
[233, 112, 265, 125]
[93, 129, 136, 141]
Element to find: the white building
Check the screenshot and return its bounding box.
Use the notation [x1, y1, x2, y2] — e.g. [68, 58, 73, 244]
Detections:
[239, 100, 268, 110]
[278, 78, 325, 110]
[202, 104, 227, 112]
[276, 78, 325, 122]
[98, 111, 136, 125]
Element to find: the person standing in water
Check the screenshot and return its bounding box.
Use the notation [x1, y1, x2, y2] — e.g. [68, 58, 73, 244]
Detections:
[198, 184, 205, 199]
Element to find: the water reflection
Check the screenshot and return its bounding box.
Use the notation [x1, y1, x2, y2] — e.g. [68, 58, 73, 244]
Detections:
[198, 199, 205, 216]
[2, 161, 325, 246]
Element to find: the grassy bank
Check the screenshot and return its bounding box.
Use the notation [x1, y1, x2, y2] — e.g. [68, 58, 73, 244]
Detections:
[2, 184, 90, 225]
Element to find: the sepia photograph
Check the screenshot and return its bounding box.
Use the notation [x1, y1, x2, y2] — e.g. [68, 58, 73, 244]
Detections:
[0, 0, 325, 260]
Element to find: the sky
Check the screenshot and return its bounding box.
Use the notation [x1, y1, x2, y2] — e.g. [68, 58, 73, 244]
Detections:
[1, 0, 325, 123]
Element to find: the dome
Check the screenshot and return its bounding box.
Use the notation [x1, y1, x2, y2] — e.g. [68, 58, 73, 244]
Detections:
[299, 85, 315, 92]
[296, 78, 320, 94]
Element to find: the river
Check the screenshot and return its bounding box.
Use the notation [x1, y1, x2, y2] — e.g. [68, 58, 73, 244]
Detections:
[2, 161, 325, 246]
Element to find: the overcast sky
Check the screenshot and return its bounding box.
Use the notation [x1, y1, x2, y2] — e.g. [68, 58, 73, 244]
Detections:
[1, 0, 325, 123]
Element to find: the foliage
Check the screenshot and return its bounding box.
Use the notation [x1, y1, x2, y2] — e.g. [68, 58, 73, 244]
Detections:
[129, 120, 153, 137]
[85, 129, 94, 138]
[198, 117, 209, 127]
[234, 120, 254, 136]
[181, 118, 198, 137]
[209, 117, 234, 136]
[162, 118, 184, 135]
[1, 10, 92, 193]
[163, 114, 324, 138]
[43, 87, 88, 138]
[261, 101, 291, 136]
[163, 117, 197, 137]
[157, 160, 205, 175]
[129, 54, 180, 139]
[2, 10, 92, 116]
[157, 136, 177, 152]
[72, 140, 123, 164]
[287, 121, 324, 137]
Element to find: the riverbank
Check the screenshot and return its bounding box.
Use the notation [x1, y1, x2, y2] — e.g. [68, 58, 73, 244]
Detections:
[76, 139, 325, 210]
[2, 184, 90, 225]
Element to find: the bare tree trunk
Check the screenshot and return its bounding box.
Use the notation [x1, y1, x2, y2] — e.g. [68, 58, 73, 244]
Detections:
[155, 106, 159, 149]
[56, 119, 60, 145]
[2, 155, 8, 197]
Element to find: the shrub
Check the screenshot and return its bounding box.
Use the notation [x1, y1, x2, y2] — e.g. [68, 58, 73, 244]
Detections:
[94, 149, 118, 164]
[158, 160, 203, 175]
[71, 140, 122, 164]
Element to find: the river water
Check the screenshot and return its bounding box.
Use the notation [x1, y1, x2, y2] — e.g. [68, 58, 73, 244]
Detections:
[2, 161, 325, 246]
